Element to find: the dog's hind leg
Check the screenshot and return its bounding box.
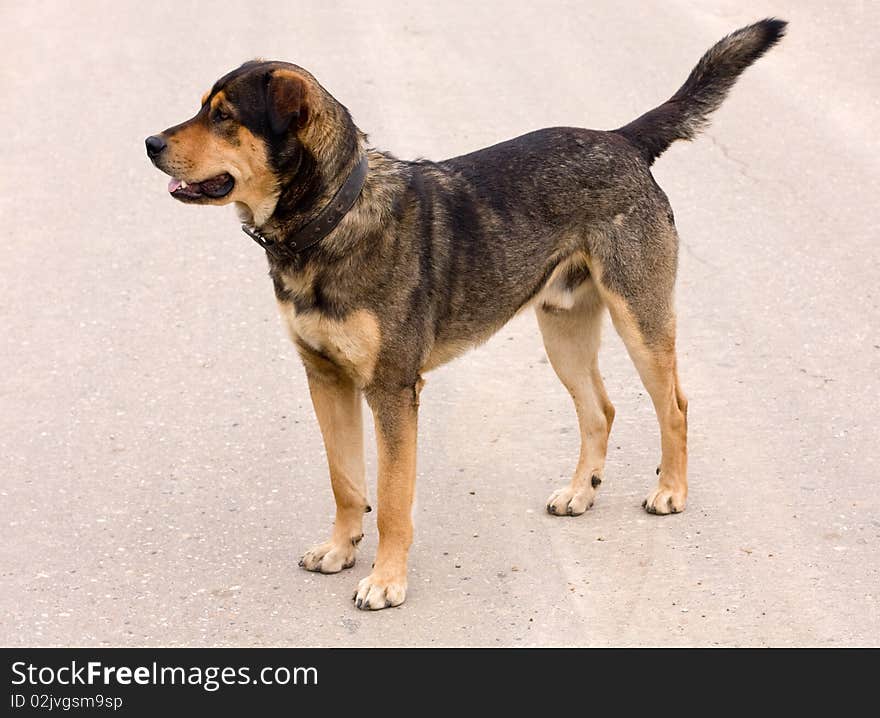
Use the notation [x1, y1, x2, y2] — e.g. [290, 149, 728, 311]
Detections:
[538, 282, 615, 517]
[299, 369, 369, 573]
[592, 220, 688, 514]
[607, 301, 688, 514]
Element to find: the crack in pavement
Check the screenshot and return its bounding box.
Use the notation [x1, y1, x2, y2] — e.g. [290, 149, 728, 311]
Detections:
[705, 133, 760, 184]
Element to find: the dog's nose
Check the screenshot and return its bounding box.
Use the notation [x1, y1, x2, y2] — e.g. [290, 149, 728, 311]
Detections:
[145, 135, 167, 157]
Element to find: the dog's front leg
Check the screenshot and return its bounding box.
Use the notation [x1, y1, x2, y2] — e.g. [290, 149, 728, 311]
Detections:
[354, 382, 421, 610]
[299, 370, 369, 573]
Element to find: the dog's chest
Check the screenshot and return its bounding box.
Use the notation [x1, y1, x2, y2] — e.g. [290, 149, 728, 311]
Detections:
[276, 300, 382, 386]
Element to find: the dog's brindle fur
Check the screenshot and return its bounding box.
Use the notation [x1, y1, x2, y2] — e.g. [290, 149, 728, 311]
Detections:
[148, 20, 786, 609]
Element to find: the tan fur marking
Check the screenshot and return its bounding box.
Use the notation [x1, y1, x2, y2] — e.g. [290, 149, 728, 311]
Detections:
[209, 90, 226, 112]
[277, 304, 381, 387]
[355, 388, 418, 609]
[227, 125, 280, 224]
[592, 258, 688, 513]
[167, 123, 213, 166]
[299, 373, 368, 574]
[280, 263, 318, 300]
[165, 115, 280, 224]
[200, 89, 210, 106]
[539, 282, 615, 516]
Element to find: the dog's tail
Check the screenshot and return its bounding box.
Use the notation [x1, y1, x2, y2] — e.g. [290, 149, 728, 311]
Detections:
[614, 18, 787, 165]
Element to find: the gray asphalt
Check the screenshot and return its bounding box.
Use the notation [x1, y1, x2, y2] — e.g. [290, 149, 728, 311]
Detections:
[2, 0, 878, 647]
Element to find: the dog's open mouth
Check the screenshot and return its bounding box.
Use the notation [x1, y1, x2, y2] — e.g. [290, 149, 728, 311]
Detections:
[168, 173, 234, 201]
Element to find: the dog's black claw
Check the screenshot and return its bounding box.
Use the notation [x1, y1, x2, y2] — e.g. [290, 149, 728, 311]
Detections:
[547, 504, 557, 515]
[385, 600, 392, 609]
[355, 597, 363, 609]
[365, 505, 372, 513]
[566, 505, 575, 516]
[656, 466, 661, 475]
[591, 474, 602, 488]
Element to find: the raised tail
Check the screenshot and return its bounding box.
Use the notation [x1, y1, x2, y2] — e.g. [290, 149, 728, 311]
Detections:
[615, 18, 787, 164]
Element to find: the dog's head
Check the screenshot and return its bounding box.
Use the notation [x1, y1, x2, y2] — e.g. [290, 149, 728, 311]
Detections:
[146, 61, 347, 225]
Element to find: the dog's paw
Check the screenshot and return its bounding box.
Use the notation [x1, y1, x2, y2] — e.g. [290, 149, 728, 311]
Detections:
[353, 571, 407, 610]
[299, 537, 361, 574]
[546, 477, 599, 517]
[642, 484, 686, 515]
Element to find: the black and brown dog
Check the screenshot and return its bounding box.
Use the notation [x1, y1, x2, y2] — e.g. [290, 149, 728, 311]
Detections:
[147, 19, 786, 610]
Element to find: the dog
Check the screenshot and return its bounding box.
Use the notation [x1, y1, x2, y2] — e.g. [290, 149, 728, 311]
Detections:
[146, 19, 786, 610]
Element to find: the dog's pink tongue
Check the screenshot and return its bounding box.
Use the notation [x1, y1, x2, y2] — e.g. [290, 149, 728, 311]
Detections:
[168, 178, 183, 193]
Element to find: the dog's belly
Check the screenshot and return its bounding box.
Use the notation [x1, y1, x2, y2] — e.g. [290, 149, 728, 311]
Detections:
[421, 336, 486, 373]
[421, 251, 593, 373]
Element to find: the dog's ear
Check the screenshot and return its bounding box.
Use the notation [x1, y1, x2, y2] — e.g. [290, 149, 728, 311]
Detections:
[266, 70, 309, 135]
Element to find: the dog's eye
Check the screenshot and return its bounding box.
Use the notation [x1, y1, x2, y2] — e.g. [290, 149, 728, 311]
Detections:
[213, 110, 231, 123]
